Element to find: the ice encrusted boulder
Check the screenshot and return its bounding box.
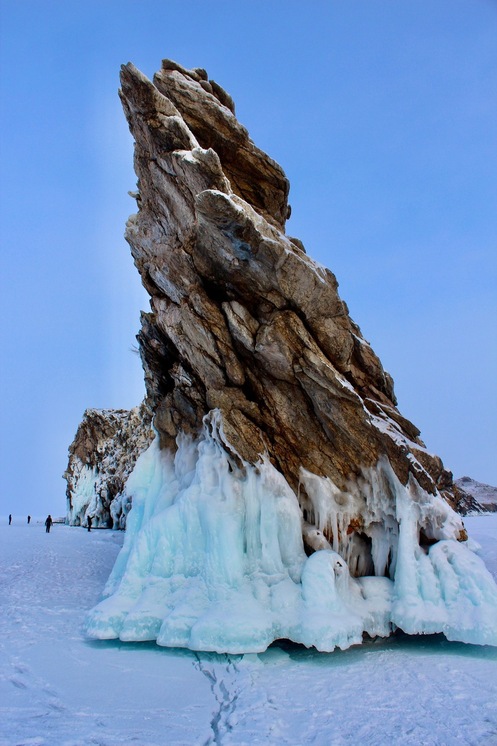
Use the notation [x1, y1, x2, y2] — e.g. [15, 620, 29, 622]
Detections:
[81, 59, 497, 652]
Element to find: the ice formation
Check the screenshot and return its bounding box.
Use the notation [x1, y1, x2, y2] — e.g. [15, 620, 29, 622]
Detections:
[87, 412, 497, 653]
[65, 407, 153, 529]
[75, 58, 497, 654]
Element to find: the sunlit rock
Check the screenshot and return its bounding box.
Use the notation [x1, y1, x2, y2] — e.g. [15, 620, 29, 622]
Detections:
[454, 476, 497, 514]
[69, 58, 497, 652]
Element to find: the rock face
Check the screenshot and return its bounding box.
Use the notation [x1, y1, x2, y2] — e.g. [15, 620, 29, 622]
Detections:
[74, 59, 497, 653]
[65, 404, 153, 528]
[118, 58, 457, 517]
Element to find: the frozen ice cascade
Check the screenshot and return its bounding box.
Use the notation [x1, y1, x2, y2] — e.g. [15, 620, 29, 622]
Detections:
[86, 411, 497, 653]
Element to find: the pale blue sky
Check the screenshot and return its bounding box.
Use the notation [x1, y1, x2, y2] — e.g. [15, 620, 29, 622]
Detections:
[1, 0, 496, 518]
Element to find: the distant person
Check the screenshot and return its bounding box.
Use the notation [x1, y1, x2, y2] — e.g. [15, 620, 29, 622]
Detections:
[45, 514, 53, 533]
[87, 515, 92, 532]
[8, 514, 12, 525]
[27, 515, 31, 525]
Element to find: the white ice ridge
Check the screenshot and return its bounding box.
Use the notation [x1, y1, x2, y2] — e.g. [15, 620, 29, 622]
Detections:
[86, 411, 497, 653]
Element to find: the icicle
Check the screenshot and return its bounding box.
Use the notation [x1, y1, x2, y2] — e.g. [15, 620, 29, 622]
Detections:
[67, 461, 98, 526]
[86, 411, 497, 653]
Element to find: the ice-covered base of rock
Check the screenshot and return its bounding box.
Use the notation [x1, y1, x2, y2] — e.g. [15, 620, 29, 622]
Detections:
[67, 458, 133, 530]
[65, 406, 153, 529]
[86, 413, 497, 653]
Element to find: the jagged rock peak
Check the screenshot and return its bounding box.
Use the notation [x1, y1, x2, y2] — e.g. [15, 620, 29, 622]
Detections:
[117, 57, 454, 508]
[73, 59, 497, 653]
[160, 59, 236, 114]
[120, 59, 290, 230]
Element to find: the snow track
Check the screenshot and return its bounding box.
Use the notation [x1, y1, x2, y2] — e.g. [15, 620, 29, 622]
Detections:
[1, 519, 497, 745]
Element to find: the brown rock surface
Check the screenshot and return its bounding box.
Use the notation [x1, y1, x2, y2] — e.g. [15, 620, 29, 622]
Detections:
[66, 58, 464, 558]
[121, 60, 456, 503]
[72, 60, 497, 656]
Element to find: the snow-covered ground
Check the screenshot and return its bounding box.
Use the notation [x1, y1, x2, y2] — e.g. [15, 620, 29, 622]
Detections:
[1, 516, 496, 746]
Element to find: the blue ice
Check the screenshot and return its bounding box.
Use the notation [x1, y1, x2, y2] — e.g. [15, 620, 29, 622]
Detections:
[86, 412, 497, 653]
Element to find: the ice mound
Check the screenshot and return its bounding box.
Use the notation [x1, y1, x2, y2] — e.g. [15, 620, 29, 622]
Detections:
[86, 413, 497, 653]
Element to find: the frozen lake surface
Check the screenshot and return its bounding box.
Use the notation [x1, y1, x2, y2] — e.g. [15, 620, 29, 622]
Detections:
[1, 515, 496, 745]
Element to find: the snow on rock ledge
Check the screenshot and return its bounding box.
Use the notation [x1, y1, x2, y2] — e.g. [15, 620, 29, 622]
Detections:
[86, 413, 497, 652]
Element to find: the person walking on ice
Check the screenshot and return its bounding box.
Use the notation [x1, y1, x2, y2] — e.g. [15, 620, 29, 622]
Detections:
[8, 514, 12, 525]
[87, 515, 92, 532]
[45, 515, 53, 533]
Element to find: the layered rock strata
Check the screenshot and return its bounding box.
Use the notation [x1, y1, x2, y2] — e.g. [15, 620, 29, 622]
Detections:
[116, 59, 459, 528]
[73, 59, 497, 652]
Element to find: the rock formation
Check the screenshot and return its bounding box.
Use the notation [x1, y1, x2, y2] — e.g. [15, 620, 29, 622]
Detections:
[65, 404, 153, 528]
[454, 476, 497, 514]
[70, 59, 497, 652]
[121, 60, 457, 507]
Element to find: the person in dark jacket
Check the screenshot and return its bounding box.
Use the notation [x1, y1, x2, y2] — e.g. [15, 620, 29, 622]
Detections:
[27, 515, 31, 524]
[87, 515, 92, 532]
[8, 514, 12, 525]
[45, 515, 53, 533]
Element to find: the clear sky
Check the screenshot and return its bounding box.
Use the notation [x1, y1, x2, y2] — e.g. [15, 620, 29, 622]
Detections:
[1, 0, 496, 519]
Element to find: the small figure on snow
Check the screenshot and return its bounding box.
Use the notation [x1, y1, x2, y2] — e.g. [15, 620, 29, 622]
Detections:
[45, 515, 53, 533]
[8, 514, 12, 525]
[27, 515, 31, 524]
[87, 515, 92, 532]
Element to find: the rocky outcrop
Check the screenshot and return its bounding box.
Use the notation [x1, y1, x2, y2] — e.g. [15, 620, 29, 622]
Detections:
[65, 404, 153, 528]
[117, 59, 460, 537]
[454, 477, 497, 514]
[67, 58, 465, 540]
[79, 58, 497, 653]
[65, 57, 466, 542]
